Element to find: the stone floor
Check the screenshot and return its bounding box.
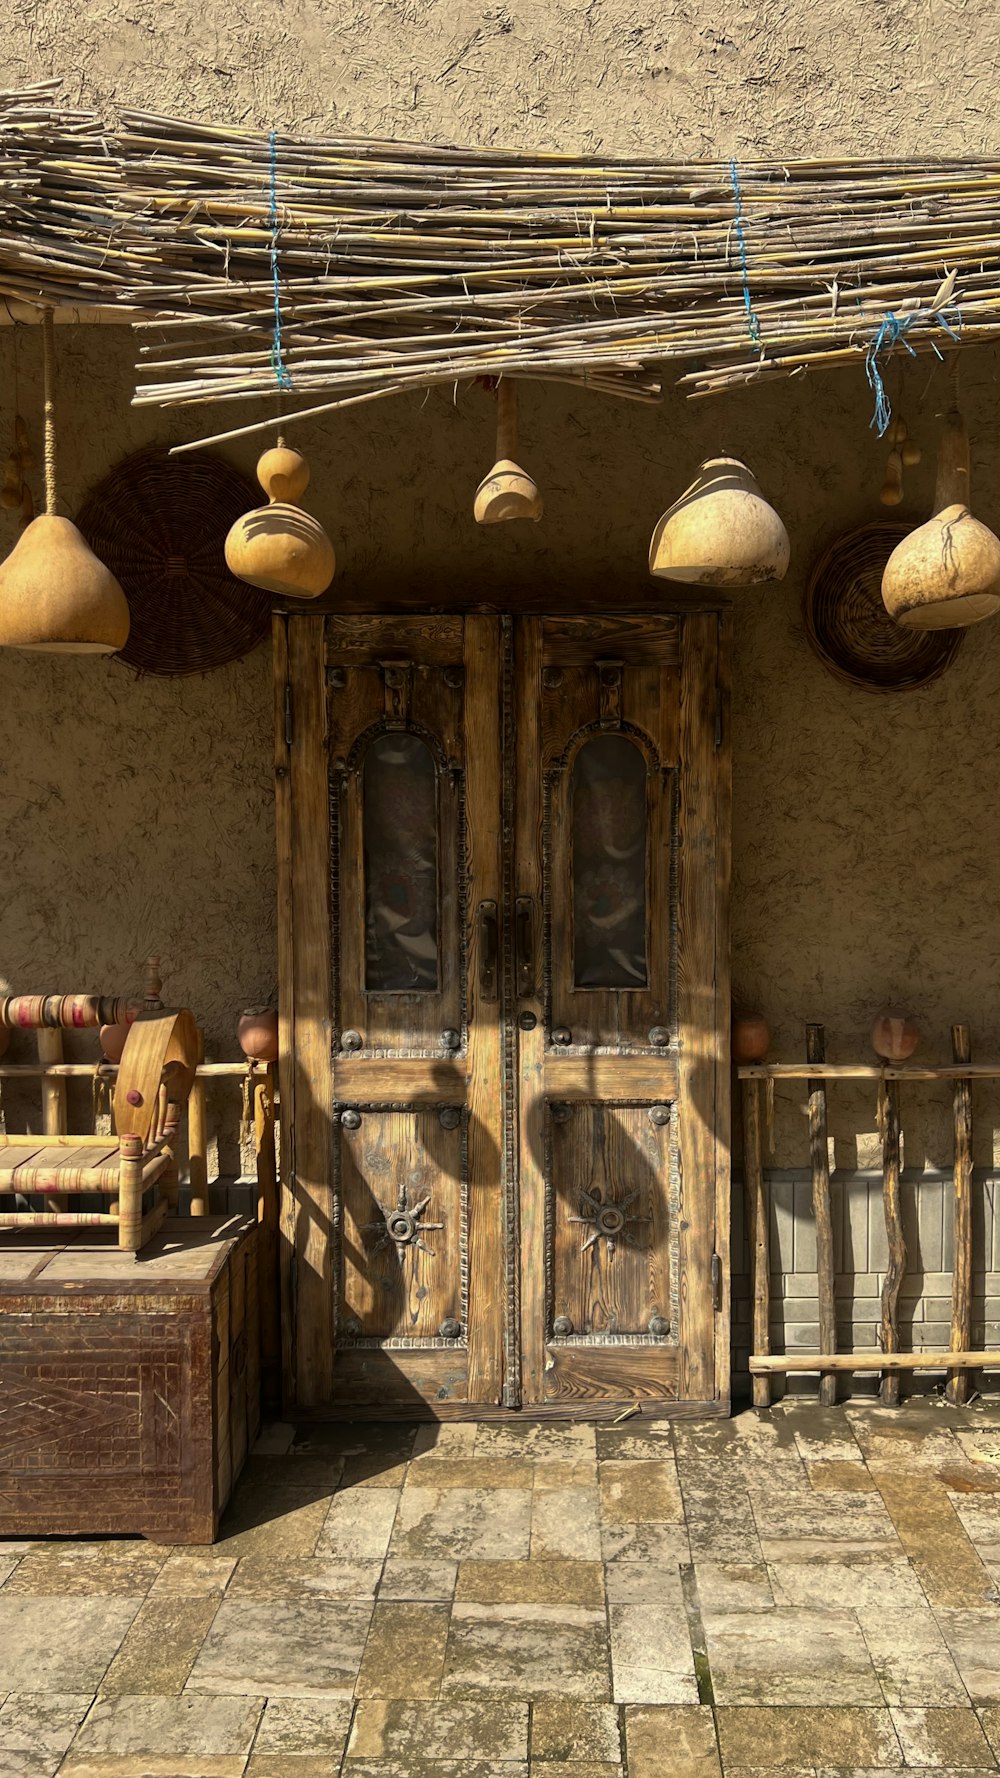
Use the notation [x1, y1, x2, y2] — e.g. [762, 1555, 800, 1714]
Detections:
[2, 1399, 1000, 1777]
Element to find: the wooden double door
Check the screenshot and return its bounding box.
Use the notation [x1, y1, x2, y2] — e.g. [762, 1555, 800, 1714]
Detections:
[275, 609, 730, 1416]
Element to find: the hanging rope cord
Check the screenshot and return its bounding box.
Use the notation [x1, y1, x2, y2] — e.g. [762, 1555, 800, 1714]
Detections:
[268, 131, 292, 393]
[42, 305, 56, 515]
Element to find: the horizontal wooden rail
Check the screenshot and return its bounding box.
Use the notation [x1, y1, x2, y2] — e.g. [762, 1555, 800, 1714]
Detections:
[738, 1062, 1000, 1080]
[0, 1061, 255, 1079]
[751, 1351, 1000, 1374]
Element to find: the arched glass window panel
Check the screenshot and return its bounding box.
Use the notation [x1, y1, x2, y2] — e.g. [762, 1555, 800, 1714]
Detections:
[571, 735, 648, 989]
[363, 733, 440, 992]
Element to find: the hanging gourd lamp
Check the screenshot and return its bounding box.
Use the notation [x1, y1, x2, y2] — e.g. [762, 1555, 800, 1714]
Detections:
[649, 455, 789, 585]
[881, 410, 1000, 629]
[474, 379, 543, 524]
[0, 308, 129, 653]
[224, 442, 335, 599]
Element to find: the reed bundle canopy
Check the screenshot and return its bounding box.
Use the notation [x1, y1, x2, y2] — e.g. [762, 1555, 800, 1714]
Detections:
[3, 84, 1000, 431]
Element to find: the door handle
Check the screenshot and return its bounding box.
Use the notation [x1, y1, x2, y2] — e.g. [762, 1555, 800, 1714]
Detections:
[515, 896, 535, 996]
[477, 900, 498, 1001]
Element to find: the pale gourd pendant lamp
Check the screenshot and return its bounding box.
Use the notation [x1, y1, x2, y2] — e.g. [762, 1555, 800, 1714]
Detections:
[0, 308, 130, 653]
[882, 408, 1000, 629]
[225, 440, 335, 599]
[649, 455, 789, 585]
[474, 379, 543, 524]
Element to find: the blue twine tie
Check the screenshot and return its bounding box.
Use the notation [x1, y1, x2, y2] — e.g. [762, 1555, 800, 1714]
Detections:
[729, 159, 761, 350]
[268, 128, 292, 390]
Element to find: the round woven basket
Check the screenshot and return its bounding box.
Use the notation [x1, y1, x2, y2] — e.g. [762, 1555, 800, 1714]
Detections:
[804, 520, 964, 692]
[76, 448, 268, 677]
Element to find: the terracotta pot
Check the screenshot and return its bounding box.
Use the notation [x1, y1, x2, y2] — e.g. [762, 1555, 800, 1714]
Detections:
[99, 1020, 131, 1063]
[871, 1009, 920, 1063]
[238, 1006, 279, 1063]
[731, 1012, 771, 1064]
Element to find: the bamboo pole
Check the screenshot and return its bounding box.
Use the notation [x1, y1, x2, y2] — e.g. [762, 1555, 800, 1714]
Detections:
[254, 1062, 281, 1413]
[880, 1077, 905, 1407]
[947, 1024, 974, 1406]
[752, 1350, 998, 1374]
[741, 1076, 771, 1408]
[806, 1024, 837, 1406]
[187, 1028, 208, 1216]
[36, 1027, 67, 1213]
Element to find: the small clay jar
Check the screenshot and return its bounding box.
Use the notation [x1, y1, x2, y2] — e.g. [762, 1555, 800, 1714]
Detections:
[871, 1009, 920, 1063]
[732, 1012, 771, 1064]
[238, 1006, 279, 1063]
[100, 1020, 131, 1063]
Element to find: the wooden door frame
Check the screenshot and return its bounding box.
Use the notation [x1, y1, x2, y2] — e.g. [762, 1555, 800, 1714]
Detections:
[274, 605, 732, 1418]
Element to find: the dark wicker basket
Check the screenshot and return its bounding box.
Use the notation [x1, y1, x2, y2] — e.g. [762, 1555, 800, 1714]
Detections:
[805, 520, 964, 692]
[76, 448, 268, 677]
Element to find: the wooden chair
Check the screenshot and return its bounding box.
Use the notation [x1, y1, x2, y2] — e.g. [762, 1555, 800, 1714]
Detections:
[0, 992, 198, 1251]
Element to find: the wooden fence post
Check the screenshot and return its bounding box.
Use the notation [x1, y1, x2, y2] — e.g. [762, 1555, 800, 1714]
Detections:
[806, 1024, 837, 1405]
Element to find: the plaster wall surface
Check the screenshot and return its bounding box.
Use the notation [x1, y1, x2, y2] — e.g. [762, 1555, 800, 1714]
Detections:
[2, 6, 1000, 1191]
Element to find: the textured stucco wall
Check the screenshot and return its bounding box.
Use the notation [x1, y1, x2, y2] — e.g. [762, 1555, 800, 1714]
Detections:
[2, 6, 1000, 1182]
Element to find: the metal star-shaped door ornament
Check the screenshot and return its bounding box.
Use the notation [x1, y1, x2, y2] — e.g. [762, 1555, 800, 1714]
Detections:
[569, 1187, 650, 1259]
[364, 1183, 443, 1257]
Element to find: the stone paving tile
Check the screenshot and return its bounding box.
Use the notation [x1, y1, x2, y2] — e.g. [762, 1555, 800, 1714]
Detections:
[0, 1694, 92, 1764]
[714, 1704, 903, 1768]
[950, 1497, 1000, 1563]
[979, 1709, 1000, 1760]
[441, 1602, 611, 1698]
[600, 1520, 691, 1563]
[530, 1700, 622, 1761]
[393, 1487, 532, 1561]
[534, 1461, 598, 1489]
[605, 1561, 696, 1703]
[808, 1459, 880, 1491]
[594, 1423, 674, 1461]
[935, 1610, 1000, 1704]
[767, 1555, 927, 1610]
[704, 1605, 884, 1705]
[407, 1456, 535, 1489]
[227, 1556, 382, 1600]
[413, 1423, 478, 1457]
[474, 1422, 596, 1460]
[694, 1561, 774, 1612]
[456, 1559, 604, 1607]
[624, 1704, 720, 1778]
[378, 1559, 457, 1600]
[889, 1706, 997, 1767]
[872, 1472, 994, 1607]
[777, 1403, 867, 1465]
[316, 1488, 400, 1561]
[251, 1695, 352, 1759]
[60, 1693, 263, 1776]
[0, 1596, 142, 1693]
[355, 1601, 450, 1699]
[212, 1486, 333, 1562]
[530, 1764, 622, 1776]
[348, 1698, 529, 1760]
[598, 1460, 683, 1524]
[343, 1765, 527, 1778]
[531, 1488, 602, 1560]
[846, 1407, 967, 1471]
[186, 1597, 373, 1697]
[675, 1466, 763, 1562]
[856, 1606, 969, 1707]
[149, 1553, 238, 1597]
[2, 1547, 166, 1596]
[99, 1596, 221, 1698]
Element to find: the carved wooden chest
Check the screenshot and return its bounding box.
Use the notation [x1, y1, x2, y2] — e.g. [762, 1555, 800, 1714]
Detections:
[0, 1215, 260, 1544]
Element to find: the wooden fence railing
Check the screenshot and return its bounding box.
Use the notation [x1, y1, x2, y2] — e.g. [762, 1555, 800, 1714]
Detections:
[739, 1022, 1000, 1408]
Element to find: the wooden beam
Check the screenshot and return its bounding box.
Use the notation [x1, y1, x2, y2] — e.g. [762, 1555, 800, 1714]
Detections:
[751, 1350, 1000, 1373]
[738, 1063, 1000, 1080]
[880, 1075, 904, 1406]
